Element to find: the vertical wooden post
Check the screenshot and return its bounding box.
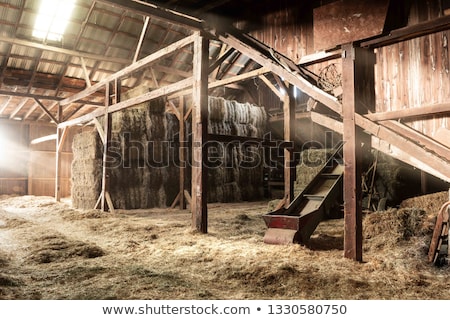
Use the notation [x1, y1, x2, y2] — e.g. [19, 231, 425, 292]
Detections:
[101, 82, 113, 212]
[191, 32, 209, 233]
[55, 104, 63, 201]
[342, 43, 375, 261]
[284, 85, 296, 205]
[179, 96, 187, 210]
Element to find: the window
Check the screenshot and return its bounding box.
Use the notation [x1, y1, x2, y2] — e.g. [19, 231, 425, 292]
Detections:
[32, 0, 76, 42]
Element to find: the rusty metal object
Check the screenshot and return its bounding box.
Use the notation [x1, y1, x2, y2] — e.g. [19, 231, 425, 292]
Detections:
[262, 142, 344, 245]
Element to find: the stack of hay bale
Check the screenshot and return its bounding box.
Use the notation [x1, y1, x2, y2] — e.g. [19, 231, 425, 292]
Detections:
[71, 93, 268, 209]
[207, 96, 267, 202]
[107, 88, 179, 209]
[71, 131, 102, 209]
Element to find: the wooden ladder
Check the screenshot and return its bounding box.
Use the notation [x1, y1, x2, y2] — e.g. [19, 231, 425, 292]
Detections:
[428, 200, 450, 265]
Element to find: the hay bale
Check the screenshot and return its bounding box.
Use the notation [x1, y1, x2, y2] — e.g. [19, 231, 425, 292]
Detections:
[206, 97, 267, 203]
[363, 208, 429, 250]
[71, 131, 103, 210]
[72, 94, 266, 208]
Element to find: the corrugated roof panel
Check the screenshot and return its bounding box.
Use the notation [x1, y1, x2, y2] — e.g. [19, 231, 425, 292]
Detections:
[89, 8, 120, 30]
[40, 51, 67, 64]
[36, 61, 64, 75]
[71, 0, 91, 21]
[91, 69, 113, 83]
[107, 46, 132, 61]
[19, 8, 34, 24]
[95, 1, 127, 16]
[8, 56, 33, 70]
[110, 32, 137, 50]
[10, 44, 39, 58]
[65, 65, 83, 80]
[0, 3, 21, 25]
[0, 24, 15, 37]
[118, 16, 143, 35]
[77, 39, 105, 55]
[0, 41, 11, 54]
[82, 24, 112, 44]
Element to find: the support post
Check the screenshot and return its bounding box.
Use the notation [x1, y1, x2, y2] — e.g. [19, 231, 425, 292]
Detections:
[55, 104, 64, 201]
[341, 43, 375, 261]
[284, 85, 296, 205]
[179, 96, 187, 210]
[191, 32, 209, 233]
[101, 81, 114, 212]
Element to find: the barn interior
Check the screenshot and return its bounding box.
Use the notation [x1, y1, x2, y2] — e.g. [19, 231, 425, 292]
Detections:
[0, 0, 450, 299]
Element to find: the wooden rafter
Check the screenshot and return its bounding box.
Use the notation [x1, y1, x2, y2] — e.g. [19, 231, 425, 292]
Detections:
[0, 34, 130, 66]
[60, 33, 197, 106]
[134, 16, 151, 63]
[34, 99, 58, 124]
[213, 31, 342, 115]
[98, 0, 203, 30]
[9, 99, 28, 120]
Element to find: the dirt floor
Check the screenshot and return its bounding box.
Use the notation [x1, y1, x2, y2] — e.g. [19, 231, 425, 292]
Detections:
[0, 193, 449, 300]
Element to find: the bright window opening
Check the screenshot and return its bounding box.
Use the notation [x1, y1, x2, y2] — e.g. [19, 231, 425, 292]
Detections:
[32, 0, 76, 42]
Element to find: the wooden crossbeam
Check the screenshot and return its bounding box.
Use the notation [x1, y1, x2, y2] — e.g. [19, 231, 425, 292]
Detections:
[60, 34, 197, 106]
[365, 102, 450, 121]
[34, 98, 58, 124]
[214, 31, 342, 115]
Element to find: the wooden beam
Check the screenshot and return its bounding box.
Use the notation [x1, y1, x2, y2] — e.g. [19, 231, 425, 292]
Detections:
[78, 57, 91, 87]
[168, 67, 269, 99]
[372, 137, 450, 182]
[284, 85, 296, 206]
[355, 114, 450, 182]
[178, 96, 186, 210]
[310, 112, 450, 183]
[191, 33, 209, 233]
[34, 98, 59, 124]
[98, 0, 203, 30]
[0, 96, 11, 114]
[298, 50, 342, 66]
[379, 120, 450, 161]
[93, 117, 106, 145]
[215, 32, 342, 115]
[0, 34, 129, 66]
[58, 77, 193, 128]
[365, 102, 450, 121]
[208, 67, 269, 90]
[0, 90, 63, 101]
[55, 127, 68, 201]
[60, 33, 197, 106]
[361, 14, 450, 48]
[259, 75, 284, 100]
[101, 82, 114, 212]
[134, 16, 150, 63]
[310, 112, 344, 132]
[342, 43, 367, 262]
[8, 99, 28, 120]
[209, 47, 235, 75]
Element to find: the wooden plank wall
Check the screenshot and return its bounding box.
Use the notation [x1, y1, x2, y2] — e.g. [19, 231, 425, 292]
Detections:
[0, 120, 78, 197]
[0, 122, 29, 195]
[374, 2, 450, 140]
[244, 5, 314, 63]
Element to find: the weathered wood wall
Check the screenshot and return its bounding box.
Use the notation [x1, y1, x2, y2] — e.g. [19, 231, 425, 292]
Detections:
[244, 0, 449, 147]
[0, 120, 77, 197]
[374, 2, 450, 140]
